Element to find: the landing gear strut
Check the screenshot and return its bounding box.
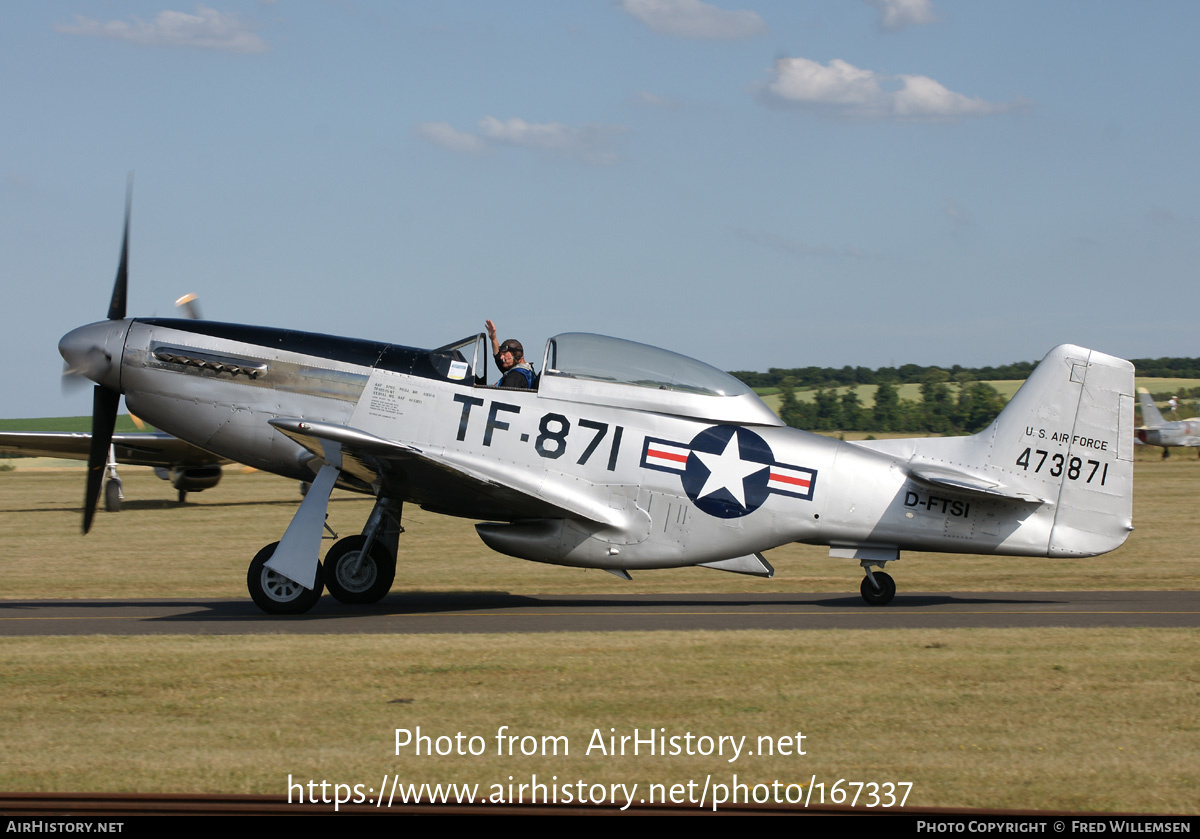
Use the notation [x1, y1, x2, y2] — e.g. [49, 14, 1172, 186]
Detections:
[244, 486, 403, 614]
[104, 445, 122, 512]
[324, 497, 402, 605]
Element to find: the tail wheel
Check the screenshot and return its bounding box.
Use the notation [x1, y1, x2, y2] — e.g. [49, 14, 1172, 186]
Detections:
[323, 535, 396, 604]
[247, 541, 324, 615]
[860, 571, 896, 606]
[104, 480, 121, 513]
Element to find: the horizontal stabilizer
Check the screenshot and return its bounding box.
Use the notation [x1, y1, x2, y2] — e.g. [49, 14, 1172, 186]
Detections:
[906, 464, 1045, 503]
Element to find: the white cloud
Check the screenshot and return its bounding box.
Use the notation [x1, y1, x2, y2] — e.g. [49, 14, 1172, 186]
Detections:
[863, 0, 938, 32]
[763, 57, 1018, 120]
[55, 4, 268, 53]
[415, 117, 626, 165]
[891, 74, 1001, 118]
[767, 58, 882, 109]
[414, 122, 487, 155]
[618, 0, 766, 40]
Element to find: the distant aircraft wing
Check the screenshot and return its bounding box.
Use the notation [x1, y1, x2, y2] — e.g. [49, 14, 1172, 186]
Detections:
[0, 431, 225, 468]
[269, 418, 623, 525]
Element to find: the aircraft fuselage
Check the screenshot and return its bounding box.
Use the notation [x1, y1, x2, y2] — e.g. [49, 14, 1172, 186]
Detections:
[61, 318, 1133, 575]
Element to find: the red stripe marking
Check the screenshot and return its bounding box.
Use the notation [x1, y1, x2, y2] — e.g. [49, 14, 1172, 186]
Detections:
[648, 447, 689, 463]
[769, 471, 810, 487]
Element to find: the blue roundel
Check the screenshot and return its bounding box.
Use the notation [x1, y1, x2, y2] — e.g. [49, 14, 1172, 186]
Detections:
[681, 426, 774, 519]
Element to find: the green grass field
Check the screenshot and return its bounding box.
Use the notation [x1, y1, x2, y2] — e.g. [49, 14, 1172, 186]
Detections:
[0, 455, 1197, 812]
[0, 415, 151, 434]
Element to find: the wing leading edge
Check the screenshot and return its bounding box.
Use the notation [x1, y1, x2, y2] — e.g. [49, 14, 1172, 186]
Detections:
[268, 418, 624, 526]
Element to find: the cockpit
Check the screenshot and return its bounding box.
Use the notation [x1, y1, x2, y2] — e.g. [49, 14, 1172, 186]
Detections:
[429, 331, 781, 426]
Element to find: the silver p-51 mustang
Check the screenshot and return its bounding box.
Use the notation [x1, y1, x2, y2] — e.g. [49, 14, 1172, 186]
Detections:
[59, 193, 1136, 613]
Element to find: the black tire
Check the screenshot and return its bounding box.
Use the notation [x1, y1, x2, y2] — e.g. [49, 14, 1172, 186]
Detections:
[104, 480, 121, 513]
[860, 571, 896, 606]
[247, 541, 324, 615]
[323, 535, 396, 604]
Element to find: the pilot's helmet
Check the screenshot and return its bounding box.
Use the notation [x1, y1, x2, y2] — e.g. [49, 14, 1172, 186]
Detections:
[499, 339, 524, 359]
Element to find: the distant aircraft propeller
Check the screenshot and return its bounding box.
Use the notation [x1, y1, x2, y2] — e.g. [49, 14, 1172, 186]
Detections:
[175, 292, 202, 320]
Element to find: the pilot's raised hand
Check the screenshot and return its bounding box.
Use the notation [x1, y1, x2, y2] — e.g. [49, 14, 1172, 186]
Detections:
[485, 319, 500, 354]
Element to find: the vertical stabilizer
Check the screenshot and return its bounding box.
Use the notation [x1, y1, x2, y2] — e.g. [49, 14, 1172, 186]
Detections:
[1041, 347, 1135, 555]
[982, 344, 1134, 556]
[856, 344, 1135, 557]
[1137, 388, 1166, 427]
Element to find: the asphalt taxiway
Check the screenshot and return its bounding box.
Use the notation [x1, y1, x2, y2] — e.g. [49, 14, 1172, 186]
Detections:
[0, 590, 1195, 636]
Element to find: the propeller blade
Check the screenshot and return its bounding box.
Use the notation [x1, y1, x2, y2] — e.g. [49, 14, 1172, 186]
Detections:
[60, 345, 112, 385]
[61, 361, 91, 394]
[106, 176, 132, 321]
[83, 386, 120, 533]
[175, 293, 201, 320]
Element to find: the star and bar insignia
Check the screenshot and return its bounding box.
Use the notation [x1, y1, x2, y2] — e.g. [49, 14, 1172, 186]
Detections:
[640, 425, 817, 519]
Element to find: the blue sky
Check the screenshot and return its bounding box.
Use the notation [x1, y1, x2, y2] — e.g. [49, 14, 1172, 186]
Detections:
[3, 1, 1198, 418]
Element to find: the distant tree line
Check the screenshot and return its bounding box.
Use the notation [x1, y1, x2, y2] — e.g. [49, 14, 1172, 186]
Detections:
[774, 375, 1007, 435]
[731, 356, 1200, 435]
[728, 361, 1037, 390]
[730, 356, 1200, 390]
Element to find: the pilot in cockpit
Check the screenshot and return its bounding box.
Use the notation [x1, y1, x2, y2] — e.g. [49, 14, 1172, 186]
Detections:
[485, 319, 536, 389]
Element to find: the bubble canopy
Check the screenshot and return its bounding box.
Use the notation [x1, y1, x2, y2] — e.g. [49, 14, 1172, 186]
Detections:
[542, 333, 750, 395]
[538, 333, 781, 426]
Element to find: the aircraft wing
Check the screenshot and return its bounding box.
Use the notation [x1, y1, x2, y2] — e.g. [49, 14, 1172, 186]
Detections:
[269, 418, 624, 525]
[0, 431, 225, 468]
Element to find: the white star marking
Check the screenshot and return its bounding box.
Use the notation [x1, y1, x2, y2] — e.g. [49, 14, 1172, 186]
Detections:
[692, 433, 767, 508]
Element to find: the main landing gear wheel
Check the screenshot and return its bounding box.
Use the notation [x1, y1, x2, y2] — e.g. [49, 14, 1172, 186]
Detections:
[860, 571, 896, 606]
[104, 480, 121, 513]
[323, 535, 396, 604]
[247, 541, 324, 615]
